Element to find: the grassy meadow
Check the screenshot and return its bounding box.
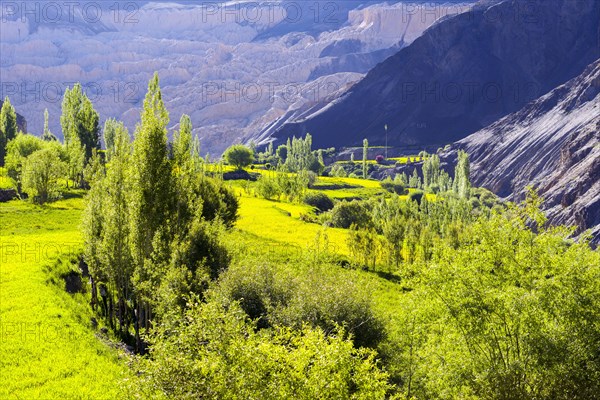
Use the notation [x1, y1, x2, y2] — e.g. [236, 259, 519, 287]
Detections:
[0, 195, 130, 399]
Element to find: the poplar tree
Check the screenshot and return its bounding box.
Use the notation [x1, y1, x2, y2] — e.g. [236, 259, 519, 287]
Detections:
[41, 109, 58, 142]
[0, 96, 18, 165]
[103, 118, 122, 159]
[173, 114, 193, 168]
[128, 73, 173, 348]
[172, 114, 197, 233]
[82, 151, 106, 315]
[362, 138, 369, 179]
[61, 84, 100, 161]
[453, 150, 471, 198]
[422, 154, 441, 189]
[101, 124, 133, 335]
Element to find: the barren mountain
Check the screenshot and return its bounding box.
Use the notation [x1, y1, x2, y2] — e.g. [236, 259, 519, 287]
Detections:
[455, 59, 600, 241]
[0, 1, 469, 154]
[265, 0, 600, 149]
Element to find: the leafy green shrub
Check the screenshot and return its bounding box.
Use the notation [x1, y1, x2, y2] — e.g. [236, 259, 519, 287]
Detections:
[330, 164, 347, 177]
[381, 177, 406, 195]
[213, 265, 291, 328]
[170, 218, 230, 281]
[329, 200, 372, 229]
[137, 301, 390, 399]
[308, 157, 324, 175]
[256, 175, 281, 200]
[5, 133, 46, 190]
[197, 178, 239, 227]
[303, 192, 334, 213]
[272, 269, 385, 349]
[21, 147, 66, 204]
[218, 184, 239, 227]
[275, 172, 308, 201]
[214, 264, 385, 349]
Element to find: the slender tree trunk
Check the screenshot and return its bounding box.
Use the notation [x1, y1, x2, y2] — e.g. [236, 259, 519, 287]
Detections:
[90, 277, 97, 311]
[134, 300, 141, 353]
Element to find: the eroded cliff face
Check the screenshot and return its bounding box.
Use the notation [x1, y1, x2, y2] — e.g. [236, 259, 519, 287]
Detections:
[454, 59, 600, 241]
[0, 1, 466, 154]
[267, 0, 600, 149]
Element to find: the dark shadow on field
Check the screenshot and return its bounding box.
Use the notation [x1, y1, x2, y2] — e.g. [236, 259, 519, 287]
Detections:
[372, 270, 403, 284]
[312, 183, 359, 190]
[61, 191, 86, 200]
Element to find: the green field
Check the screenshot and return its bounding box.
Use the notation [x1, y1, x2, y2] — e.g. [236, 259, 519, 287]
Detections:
[0, 197, 130, 399]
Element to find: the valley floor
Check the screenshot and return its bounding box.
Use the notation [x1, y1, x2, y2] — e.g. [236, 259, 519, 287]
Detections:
[0, 177, 412, 398]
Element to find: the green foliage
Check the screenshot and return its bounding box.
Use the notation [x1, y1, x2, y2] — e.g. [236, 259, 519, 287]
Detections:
[276, 144, 288, 164]
[41, 108, 58, 142]
[224, 144, 254, 170]
[453, 149, 471, 198]
[257, 142, 277, 165]
[21, 146, 66, 204]
[5, 133, 46, 191]
[329, 200, 372, 229]
[214, 264, 385, 349]
[421, 153, 440, 188]
[256, 174, 281, 200]
[66, 134, 86, 188]
[303, 192, 334, 213]
[381, 177, 406, 195]
[129, 73, 173, 274]
[330, 163, 348, 177]
[0, 96, 18, 166]
[276, 171, 309, 201]
[171, 218, 230, 281]
[409, 205, 600, 399]
[348, 226, 382, 270]
[408, 169, 421, 189]
[61, 83, 100, 162]
[82, 73, 237, 350]
[136, 301, 390, 400]
[283, 134, 323, 174]
[307, 155, 325, 175]
[93, 128, 132, 335]
[102, 118, 126, 159]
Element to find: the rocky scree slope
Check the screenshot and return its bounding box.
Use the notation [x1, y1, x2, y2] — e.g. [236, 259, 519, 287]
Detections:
[454, 59, 600, 242]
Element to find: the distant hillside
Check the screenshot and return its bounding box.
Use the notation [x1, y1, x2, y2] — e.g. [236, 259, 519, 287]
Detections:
[266, 0, 600, 149]
[454, 59, 600, 242]
[1, 1, 467, 155]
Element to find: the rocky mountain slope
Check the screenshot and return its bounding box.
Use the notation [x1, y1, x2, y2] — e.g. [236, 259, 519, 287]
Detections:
[454, 59, 600, 241]
[266, 0, 600, 149]
[0, 1, 469, 154]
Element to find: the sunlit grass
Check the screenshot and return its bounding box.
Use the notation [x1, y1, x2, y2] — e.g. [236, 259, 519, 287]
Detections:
[0, 197, 130, 399]
[235, 194, 349, 255]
